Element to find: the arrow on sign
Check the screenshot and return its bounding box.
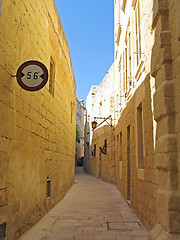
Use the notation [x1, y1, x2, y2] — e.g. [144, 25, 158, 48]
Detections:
[40, 74, 44, 79]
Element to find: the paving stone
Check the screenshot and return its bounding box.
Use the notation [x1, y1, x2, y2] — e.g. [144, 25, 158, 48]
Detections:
[94, 235, 116, 240]
[108, 222, 128, 230]
[94, 225, 108, 230]
[131, 229, 149, 236]
[74, 236, 94, 240]
[20, 167, 148, 240]
[125, 222, 141, 230]
[116, 236, 134, 240]
[134, 237, 148, 240]
[119, 230, 131, 236]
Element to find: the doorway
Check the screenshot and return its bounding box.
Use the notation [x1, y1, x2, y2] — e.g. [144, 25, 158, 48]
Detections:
[127, 125, 130, 203]
[99, 147, 102, 178]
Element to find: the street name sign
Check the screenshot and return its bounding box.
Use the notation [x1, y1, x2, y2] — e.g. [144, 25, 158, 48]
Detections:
[16, 60, 48, 91]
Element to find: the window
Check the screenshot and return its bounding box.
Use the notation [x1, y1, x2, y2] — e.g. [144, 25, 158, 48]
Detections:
[120, 132, 122, 162]
[110, 96, 115, 113]
[117, 134, 119, 154]
[125, 24, 132, 94]
[116, 0, 120, 23]
[117, 132, 122, 160]
[71, 101, 73, 124]
[128, 31, 132, 89]
[116, 0, 122, 47]
[137, 103, 144, 168]
[47, 179, 51, 198]
[118, 56, 123, 106]
[0, 222, 7, 239]
[92, 104, 94, 113]
[115, 94, 119, 121]
[175, 0, 180, 41]
[49, 58, 55, 96]
[134, 0, 141, 66]
[0, 0, 2, 22]
[127, 125, 130, 201]
[121, 0, 127, 12]
[123, 48, 127, 93]
[99, 101, 102, 116]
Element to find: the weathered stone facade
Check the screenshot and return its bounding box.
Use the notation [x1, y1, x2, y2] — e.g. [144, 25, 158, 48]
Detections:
[85, 0, 180, 238]
[84, 64, 116, 180]
[115, 73, 157, 230]
[76, 98, 85, 166]
[89, 126, 115, 184]
[149, 0, 180, 239]
[0, 0, 76, 239]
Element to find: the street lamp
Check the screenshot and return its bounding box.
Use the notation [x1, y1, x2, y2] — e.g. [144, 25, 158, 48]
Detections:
[91, 120, 98, 130]
[91, 115, 112, 130]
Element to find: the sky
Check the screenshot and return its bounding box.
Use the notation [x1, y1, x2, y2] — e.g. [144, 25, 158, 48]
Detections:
[54, 0, 114, 105]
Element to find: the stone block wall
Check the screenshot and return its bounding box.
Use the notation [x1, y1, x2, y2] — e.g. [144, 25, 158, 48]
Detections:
[90, 126, 115, 184]
[0, 0, 76, 239]
[87, 74, 157, 230]
[115, 74, 157, 230]
[85, 0, 180, 238]
[149, 0, 180, 239]
[85, 0, 158, 231]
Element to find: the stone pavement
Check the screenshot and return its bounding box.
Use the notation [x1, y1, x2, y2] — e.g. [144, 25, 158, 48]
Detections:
[20, 167, 148, 240]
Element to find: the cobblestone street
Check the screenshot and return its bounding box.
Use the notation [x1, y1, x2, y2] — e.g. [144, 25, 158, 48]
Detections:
[20, 167, 148, 240]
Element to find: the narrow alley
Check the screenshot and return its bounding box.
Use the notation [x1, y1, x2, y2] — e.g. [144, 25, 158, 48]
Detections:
[20, 168, 148, 240]
[1, 0, 180, 239]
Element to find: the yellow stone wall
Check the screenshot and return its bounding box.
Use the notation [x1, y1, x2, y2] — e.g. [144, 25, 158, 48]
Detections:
[149, 0, 180, 239]
[85, 0, 158, 231]
[88, 78, 157, 230]
[86, 0, 180, 237]
[90, 126, 115, 184]
[0, 0, 76, 239]
[115, 74, 157, 230]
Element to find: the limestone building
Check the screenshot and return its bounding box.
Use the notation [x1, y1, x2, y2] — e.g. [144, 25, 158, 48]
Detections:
[149, 1, 180, 239]
[84, 64, 116, 182]
[114, 0, 157, 231]
[0, 0, 76, 239]
[76, 98, 85, 166]
[85, 0, 180, 239]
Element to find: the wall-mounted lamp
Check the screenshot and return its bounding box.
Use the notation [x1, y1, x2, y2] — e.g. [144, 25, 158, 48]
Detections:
[92, 144, 96, 157]
[100, 140, 107, 155]
[91, 115, 112, 130]
[91, 120, 98, 130]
